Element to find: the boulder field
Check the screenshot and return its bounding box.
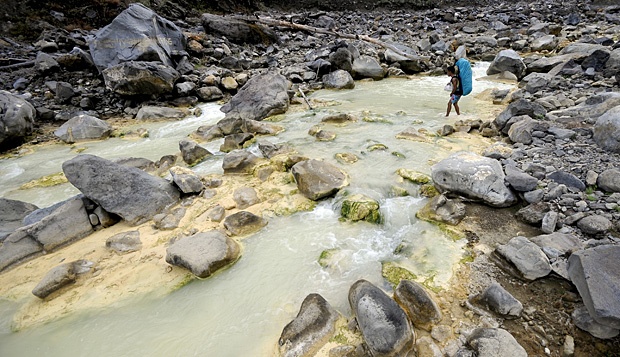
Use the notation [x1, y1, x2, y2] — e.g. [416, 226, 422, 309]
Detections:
[0, 0, 619, 355]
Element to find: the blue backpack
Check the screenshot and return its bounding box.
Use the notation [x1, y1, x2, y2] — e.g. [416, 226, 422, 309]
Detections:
[455, 58, 472, 96]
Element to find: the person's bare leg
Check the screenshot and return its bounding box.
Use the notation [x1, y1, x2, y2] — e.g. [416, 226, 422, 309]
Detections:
[446, 101, 452, 117]
[454, 102, 460, 115]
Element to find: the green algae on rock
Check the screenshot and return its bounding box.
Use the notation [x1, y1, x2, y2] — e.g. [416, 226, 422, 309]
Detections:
[19, 172, 68, 189]
[340, 194, 382, 223]
[382, 262, 418, 288]
[396, 168, 431, 184]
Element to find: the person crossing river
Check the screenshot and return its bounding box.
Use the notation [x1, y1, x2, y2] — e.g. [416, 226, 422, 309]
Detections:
[445, 65, 462, 116]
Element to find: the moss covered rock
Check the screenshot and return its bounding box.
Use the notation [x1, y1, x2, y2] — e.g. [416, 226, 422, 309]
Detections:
[396, 168, 431, 184]
[341, 194, 381, 223]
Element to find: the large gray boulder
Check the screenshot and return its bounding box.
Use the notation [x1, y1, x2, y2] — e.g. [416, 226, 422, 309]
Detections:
[530, 232, 582, 255]
[0, 90, 36, 149]
[165, 230, 240, 278]
[593, 105, 620, 153]
[0, 198, 38, 241]
[102, 61, 180, 96]
[597, 168, 620, 192]
[62, 154, 180, 225]
[351, 56, 385, 80]
[88, 3, 186, 72]
[496, 236, 551, 280]
[220, 72, 290, 121]
[201, 13, 278, 45]
[467, 328, 527, 357]
[431, 152, 517, 207]
[54, 114, 112, 143]
[394, 280, 442, 331]
[487, 49, 526, 80]
[349, 279, 414, 357]
[291, 159, 349, 201]
[322, 70, 355, 89]
[278, 294, 341, 357]
[568, 245, 620, 330]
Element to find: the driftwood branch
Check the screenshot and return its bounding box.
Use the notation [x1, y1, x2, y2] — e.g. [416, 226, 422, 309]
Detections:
[0, 60, 35, 71]
[232, 16, 429, 62]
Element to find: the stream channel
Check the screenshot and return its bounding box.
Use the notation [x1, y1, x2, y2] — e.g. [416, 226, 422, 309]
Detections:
[0, 64, 513, 356]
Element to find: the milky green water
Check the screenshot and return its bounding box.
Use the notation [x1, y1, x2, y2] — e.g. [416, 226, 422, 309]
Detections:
[0, 63, 513, 356]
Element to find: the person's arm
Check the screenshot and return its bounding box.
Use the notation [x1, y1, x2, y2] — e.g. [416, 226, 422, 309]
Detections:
[450, 77, 457, 95]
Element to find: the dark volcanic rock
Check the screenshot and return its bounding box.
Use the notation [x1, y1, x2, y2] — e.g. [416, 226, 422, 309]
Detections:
[62, 154, 180, 225]
[102, 61, 180, 96]
[278, 293, 341, 357]
[89, 3, 186, 72]
[0, 90, 36, 150]
[349, 279, 414, 357]
[220, 72, 290, 121]
[394, 280, 442, 331]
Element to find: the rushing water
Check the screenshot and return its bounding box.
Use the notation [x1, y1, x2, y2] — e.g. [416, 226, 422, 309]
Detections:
[0, 63, 513, 356]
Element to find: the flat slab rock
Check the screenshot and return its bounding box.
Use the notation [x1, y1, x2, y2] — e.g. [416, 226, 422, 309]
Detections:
[568, 245, 620, 330]
[495, 236, 551, 280]
[165, 230, 240, 278]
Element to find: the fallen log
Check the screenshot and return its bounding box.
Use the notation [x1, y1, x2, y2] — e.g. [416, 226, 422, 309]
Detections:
[0, 60, 35, 71]
[231, 15, 429, 62]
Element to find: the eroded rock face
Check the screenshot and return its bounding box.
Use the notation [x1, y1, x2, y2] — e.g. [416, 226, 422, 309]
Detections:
[291, 160, 349, 201]
[165, 230, 240, 278]
[278, 294, 341, 357]
[89, 3, 186, 72]
[568, 245, 620, 331]
[62, 154, 180, 225]
[220, 72, 290, 121]
[431, 152, 517, 207]
[349, 279, 414, 357]
[0, 90, 36, 150]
